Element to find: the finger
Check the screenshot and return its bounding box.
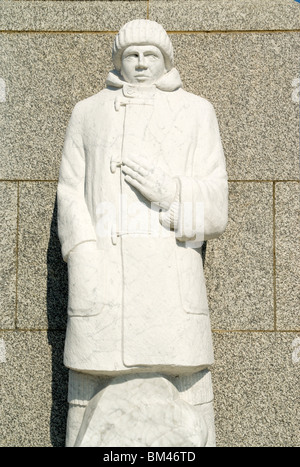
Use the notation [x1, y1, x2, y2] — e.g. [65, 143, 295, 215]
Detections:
[122, 165, 146, 184]
[122, 157, 143, 173]
[123, 161, 149, 178]
[124, 174, 143, 192]
[123, 156, 152, 175]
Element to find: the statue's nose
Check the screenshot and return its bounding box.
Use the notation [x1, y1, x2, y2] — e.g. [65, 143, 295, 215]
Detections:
[137, 54, 147, 68]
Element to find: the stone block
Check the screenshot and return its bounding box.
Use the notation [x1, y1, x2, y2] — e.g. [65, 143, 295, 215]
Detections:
[212, 331, 300, 447]
[0, 330, 68, 447]
[0, 33, 114, 179]
[204, 182, 274, 330]
[171, 32, 300, 180]
[275, 182, 300, 330]
[17, 182, 68, 329]
[0, 182, 18, 329]
[149, 0, 300, 31]
[0, 1, 147, 31]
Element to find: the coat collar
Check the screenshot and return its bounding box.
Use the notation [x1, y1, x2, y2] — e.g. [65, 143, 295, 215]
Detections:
[106, 68, 182, 92]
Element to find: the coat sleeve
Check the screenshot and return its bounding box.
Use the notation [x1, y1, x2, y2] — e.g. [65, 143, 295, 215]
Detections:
[57, 102, 97, 261]
[160, 100, 228, 244]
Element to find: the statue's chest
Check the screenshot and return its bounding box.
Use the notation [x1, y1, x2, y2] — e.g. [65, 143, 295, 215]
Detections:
[85, 91, 196, 177]
[119, 99, 195, 176]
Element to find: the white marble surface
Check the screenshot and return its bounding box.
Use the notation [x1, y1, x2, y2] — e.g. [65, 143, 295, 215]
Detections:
[75, 374, 208, 447]
[58, 65, 228, 374]
[58, 19, 228, 446]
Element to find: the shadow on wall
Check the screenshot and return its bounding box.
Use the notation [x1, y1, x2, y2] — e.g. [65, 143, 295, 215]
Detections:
[201, 241, 207, 266]
[47, 194, 69, 447]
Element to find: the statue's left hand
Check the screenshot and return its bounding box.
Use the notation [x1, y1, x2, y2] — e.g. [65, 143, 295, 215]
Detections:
[122, 155, 177, 210]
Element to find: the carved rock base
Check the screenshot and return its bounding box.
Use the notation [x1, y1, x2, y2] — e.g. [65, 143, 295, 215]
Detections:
[73, 373, 208, 447]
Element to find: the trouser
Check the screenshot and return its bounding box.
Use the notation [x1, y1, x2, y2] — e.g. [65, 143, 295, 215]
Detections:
[66, 369, 216, 447]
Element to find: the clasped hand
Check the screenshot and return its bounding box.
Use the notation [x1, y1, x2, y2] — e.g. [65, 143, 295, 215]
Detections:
[122, 155, 177, 210]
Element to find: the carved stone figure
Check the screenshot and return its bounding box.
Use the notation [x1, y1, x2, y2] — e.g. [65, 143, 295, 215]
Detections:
[58, 19, 228, 447]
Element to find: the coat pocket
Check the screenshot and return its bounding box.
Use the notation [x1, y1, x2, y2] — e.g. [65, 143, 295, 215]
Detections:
[175, 243, 209, 315]
[67, 249, 103, 317]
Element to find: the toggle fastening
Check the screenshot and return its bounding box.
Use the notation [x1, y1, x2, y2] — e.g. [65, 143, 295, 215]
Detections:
[114, 95, 155, 112]
[110, 160, 122, 174]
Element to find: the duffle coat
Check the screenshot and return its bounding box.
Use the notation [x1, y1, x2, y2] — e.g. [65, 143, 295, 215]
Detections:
[57, 69, 228, 375]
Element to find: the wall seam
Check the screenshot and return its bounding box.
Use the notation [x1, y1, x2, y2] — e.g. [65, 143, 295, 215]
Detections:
[167, 29, 300, 35]
[1, 180, 299, 183]
[1, 29, 300, 35]
[0, 328, 299, 333]
[14, 181, 20, 330]
[212, 329, 300, 333]
[273, 182, 278, 331]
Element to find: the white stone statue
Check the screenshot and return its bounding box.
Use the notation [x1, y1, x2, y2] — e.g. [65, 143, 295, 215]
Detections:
[57, 19, 228, 447]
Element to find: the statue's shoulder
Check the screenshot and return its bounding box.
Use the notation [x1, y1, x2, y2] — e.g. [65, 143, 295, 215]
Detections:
[72, 88, 115, 115]
[177, 88, 215, 113]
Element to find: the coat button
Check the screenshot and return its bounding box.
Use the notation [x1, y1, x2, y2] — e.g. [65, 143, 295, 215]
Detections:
[124, 85, 136, 97]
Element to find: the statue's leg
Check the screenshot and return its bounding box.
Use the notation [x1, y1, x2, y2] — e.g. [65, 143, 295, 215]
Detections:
[66, 403, 86, 448]
[167, 369, 216, 447]
[65, 369, 215, 447]
[65, 370, 110, 447]
[194, 401, 216, 447]
[74, 372, 210, 447]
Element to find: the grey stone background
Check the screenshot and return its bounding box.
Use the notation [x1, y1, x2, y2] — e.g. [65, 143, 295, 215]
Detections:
[0, 0, 299, 447]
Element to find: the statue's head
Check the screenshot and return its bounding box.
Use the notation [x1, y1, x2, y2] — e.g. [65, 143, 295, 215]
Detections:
[112, 20, 174, 85]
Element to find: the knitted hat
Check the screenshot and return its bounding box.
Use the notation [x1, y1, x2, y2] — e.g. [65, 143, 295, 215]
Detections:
[112, 20, 174, 71]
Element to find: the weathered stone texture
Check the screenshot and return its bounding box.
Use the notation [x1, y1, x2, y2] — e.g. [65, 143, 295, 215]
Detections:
[0, 331, 68, 447]
[205, 182, 274, 330]
[150, 0, 300, 31]
[275, 182, 300, 330]
[17, 182, 68, 329]
[172, 33, 300, 180]
[0, 33, 114, 179]
[0, 182, 18, 329]
[0, 1, 148, 31]
[212, 331, 300, 447]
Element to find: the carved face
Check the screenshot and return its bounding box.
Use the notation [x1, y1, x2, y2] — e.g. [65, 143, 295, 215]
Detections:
[121, 45, 167, 85]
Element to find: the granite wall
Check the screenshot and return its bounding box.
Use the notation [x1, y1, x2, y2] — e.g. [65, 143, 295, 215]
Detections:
[0, 0, 299, 447]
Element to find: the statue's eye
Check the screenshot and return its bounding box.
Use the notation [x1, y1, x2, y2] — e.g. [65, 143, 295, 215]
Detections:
[124, 53, 137, 61]
[145, 54, 158, 61]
